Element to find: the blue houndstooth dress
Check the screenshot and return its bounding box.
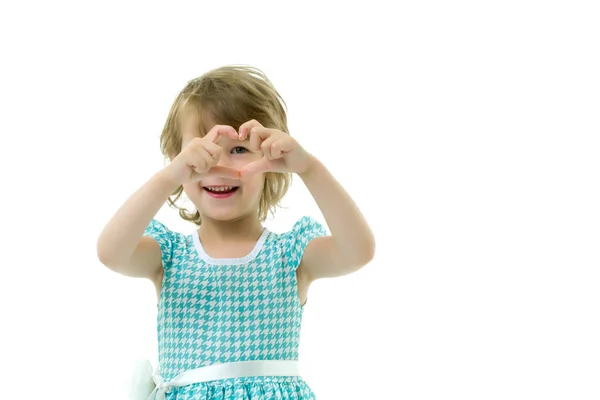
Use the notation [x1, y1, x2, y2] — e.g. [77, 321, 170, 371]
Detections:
[143, 216, 327, 400]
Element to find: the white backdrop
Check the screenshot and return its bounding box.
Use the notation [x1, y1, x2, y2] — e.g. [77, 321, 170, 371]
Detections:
[1, 1, 599, 399]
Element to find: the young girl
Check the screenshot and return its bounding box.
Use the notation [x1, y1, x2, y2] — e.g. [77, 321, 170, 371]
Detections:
[97, 65, 375, 400]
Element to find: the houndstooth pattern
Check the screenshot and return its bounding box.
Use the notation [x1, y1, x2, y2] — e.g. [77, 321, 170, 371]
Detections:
[143, 216, 327, 400]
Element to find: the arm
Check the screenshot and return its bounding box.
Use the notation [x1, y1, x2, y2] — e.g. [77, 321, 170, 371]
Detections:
[96, 170, 178, 280]
[297, 156, 375, 281]
[97, 122, 241, 279]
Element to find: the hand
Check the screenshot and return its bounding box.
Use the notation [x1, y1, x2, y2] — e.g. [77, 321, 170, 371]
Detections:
[162, 125, 241, 186]
[238, 119, 314, 177]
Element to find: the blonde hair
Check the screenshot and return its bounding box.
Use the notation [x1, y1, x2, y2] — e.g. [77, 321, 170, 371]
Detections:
[159, 65, 292, 225]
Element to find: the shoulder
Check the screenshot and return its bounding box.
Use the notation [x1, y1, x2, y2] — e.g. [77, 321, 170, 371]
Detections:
[144, 219, 181, 243]
[144, 219, 187, 240]
[268, 216, 329, 270]
[144, 219, 172, 237]
[143, 219, 188, 265]
[285, 216, 328, 239]
[268, 216, 328, 244]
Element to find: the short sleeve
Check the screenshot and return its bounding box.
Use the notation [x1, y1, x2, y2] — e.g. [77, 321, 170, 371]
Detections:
[143, 219, 174, 270]
[286, 216, 329, 270]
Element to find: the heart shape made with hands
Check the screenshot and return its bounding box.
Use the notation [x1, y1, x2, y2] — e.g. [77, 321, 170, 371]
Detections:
[237, 120, 299, 178]
[200, 119, 303, 180]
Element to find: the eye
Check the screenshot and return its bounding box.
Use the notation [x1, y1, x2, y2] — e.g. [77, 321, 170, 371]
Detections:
[231, 146, 248, 154]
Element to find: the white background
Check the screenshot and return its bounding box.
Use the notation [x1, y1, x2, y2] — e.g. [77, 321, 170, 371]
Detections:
[1, 0, 599, 399]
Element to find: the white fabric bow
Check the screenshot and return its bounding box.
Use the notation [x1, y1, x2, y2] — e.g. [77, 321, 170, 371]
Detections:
[149, 372, 173, 400]
[129, 359, 171, 400]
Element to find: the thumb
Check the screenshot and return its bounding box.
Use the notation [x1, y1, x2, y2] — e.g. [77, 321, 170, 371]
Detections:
[240, 158, 269, 177]
[205, 166, 241, 179]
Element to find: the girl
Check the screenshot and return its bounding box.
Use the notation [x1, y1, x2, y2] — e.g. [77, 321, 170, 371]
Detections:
[97, 65, 375, 400]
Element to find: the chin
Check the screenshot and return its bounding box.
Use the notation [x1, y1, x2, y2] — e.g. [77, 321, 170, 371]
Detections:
[200, 209, 255, 223]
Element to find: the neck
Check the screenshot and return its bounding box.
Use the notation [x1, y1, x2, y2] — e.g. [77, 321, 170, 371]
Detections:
[197, 215, 264, 243]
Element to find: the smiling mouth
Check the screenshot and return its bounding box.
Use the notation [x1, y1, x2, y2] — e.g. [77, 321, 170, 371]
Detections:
[203, 186, 239, 194]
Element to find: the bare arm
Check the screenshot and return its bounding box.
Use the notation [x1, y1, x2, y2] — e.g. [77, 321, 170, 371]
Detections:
[96, 170, 178, 280]
[297, 156, 376, 281]
[97, 121, 242, 279]
[234, 120, 375, 282]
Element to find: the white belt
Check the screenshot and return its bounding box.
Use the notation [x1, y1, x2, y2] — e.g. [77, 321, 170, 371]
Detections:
[129, 359, 301, 400]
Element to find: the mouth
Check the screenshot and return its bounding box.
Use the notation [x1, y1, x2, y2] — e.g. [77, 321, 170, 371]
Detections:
[202, 185, 240, 198]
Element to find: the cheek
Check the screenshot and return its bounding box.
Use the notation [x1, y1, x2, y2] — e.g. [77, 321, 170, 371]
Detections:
[242, 173, 265, 194]
[183, 183, 202, 198]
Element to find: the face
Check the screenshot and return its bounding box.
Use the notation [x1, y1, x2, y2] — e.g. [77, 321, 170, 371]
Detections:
[180, 123, 266, 222]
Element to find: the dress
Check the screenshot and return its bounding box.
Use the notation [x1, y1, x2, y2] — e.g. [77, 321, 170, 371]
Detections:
[142, 216, 328, 400]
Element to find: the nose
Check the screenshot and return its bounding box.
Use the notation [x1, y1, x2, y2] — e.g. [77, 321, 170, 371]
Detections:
[217, 152, 233, 168]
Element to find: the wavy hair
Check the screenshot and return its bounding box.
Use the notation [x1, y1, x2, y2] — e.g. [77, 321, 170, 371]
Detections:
[159, 65, 292, 225]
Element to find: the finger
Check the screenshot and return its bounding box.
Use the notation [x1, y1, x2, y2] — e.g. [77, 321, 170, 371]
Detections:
[268, 137, 293, 159]
[186, 156, 206, 177]
[241, 158, 270, 176]
[204, 125, 239, 143]
[206, 166, 241, 179]
[248, 126, 276, 152]
[191, 146, 216, 174]
[248, 127, 263, 151]
[200, 141, 222, 163]
[260, 136, 279, 160]
[238, 119, 263, 140]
